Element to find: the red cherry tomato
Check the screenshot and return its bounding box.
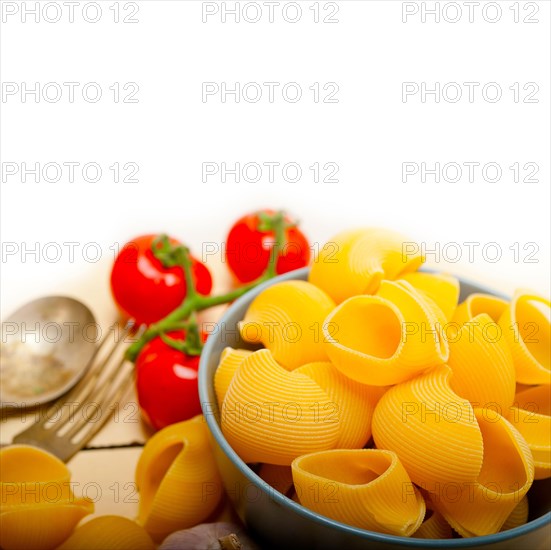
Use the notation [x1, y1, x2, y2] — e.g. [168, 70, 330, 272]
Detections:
[225, 210, 310, 283]
[110, 234, 212, 325]
[135, 331, 202, 430]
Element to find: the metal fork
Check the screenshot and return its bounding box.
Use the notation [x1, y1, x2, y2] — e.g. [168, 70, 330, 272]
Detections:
[11, 321, 144, 462]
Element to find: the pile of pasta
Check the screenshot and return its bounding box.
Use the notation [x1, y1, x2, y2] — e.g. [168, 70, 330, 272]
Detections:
[215, 228, 550, 538]
[0, 445, 156, 550]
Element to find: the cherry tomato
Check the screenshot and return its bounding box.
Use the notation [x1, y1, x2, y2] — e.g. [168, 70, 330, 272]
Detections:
[225, 210, 310, 283]
[135, 331, 202, 430]
[110, 234, 212, 325]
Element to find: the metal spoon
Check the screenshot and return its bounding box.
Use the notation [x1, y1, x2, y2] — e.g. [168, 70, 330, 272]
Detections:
[0, 296, 98, 409]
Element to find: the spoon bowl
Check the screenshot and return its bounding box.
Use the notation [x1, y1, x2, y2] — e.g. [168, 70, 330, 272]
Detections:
[1, 296, 97, 409]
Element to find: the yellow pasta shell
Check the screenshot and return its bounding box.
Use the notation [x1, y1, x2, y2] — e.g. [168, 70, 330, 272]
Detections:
[0, 445, 73, 505]
[412, 495, 453, 539]
[401, 272, 460, 322]
[508, 385, 551, 479]
[432, 408, 534, 537]
[292, 449, 426, 536]
[0, 444, 69, 481]
[515, 384, 551, 415]
[0, 445, 94, 550]
[448, 313, 515, 411]
[501, 496, 529, 532]
[309, 228, 425, 303]
[379, 280, 449, 349]
[239, 280, 335, 370]
[412, 510, 453, 539]
[324, 281, 448, 386]
[56, 516, 155, 550]
[499, 291, 550, 384]
[221, 350, 340, 465]
[214, 347, 252, 408]
[372, 365, 483, 486]
[515, 383, 534, 395]
[452, 293, 509, 326]
[0, 500, 93, 550]
[295, 361, 381, 448]
[136, 415, 223, 541]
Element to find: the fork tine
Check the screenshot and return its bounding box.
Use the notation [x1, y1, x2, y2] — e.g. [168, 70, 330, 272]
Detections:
[12, 321, 144, 462]
[69, 366, 135, 449]
[36, 320, 134, 430]
[33, 320, 133, 434]
[61, 352, 130, 441]
[42, 322, 135, 434]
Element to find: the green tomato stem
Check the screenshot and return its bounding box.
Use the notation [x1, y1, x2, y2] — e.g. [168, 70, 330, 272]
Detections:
[126, 210, 289, 362]
[178, 246, 198, 300]
[262, 210, 286, 278]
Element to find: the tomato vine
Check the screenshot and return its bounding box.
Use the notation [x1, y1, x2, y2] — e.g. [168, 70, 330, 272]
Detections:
[125, 210, 289, 362]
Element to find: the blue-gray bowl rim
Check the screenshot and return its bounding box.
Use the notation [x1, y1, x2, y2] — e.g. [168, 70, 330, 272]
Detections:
[199, 266, 551, 547]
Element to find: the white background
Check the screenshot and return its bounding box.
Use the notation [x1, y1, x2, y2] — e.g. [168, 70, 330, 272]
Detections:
[1, 0, 550, 329]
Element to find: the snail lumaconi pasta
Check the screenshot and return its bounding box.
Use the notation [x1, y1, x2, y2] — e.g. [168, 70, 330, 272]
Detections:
[291, 449, 426, 536]
[308, 227, 425, 304]
[514, 383, 550, 416]
[378, 279, 449, 350]
[213, 228, 550, 538]
[0, 445, 71, 505]
[452, 293, 508, 326]
[431, 408, 534, 537]
[499, 291, 551, 385]
[295, 361, 382, 448]
[0, 503, 95, 550]
[411, 495, 453, 539]
[239, 280, 335, 370]
[412, 510, 453, 539]
[221, 350, 340, 465]
[0, 445, 93, 550]
[447, 313, 516, 412]
[214, 347, 252, 408]
[508, 384, 551, 479]
[323, 281, 448, 386]
[136, 416, 223, 542]
[500, 496, 529, 532]
[372, 365, 483, 486]
[56, 516, 155, 550]
[400, 272, 460, 322]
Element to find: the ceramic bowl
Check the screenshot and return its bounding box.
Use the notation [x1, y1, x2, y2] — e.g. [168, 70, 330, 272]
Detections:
[199, 267, 551, 549]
